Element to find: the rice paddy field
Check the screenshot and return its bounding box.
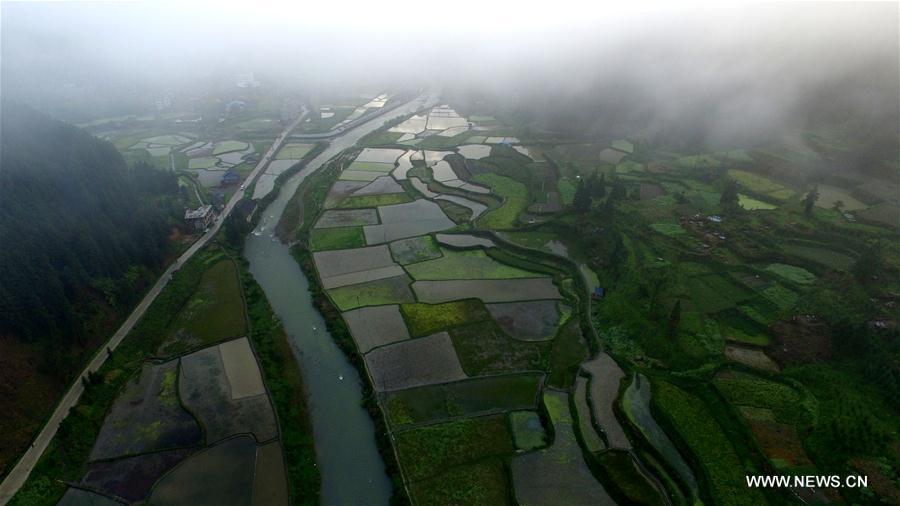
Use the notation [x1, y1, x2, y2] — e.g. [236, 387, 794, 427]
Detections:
[25, 250, 295, 506]
[511, 391, 616, 505]
[290, 112, 654, 503]
[284, 98, 900, 505]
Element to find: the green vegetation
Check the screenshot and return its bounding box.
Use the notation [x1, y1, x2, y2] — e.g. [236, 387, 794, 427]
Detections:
[276, 143, 314, 159]
[10, 251, 213, 505]
[158, 259, 247, 355]
[189, 156, 218, 169]
[509, 411, 546, 450]
[783, 243, 855, 271]
[11, 247, 319, 505]
[347, 161, 394, 172]
[237, 256, 319, 505]
[408, 458, 509, 506]
[212, 140, 249, 155]
[558, 178, 576, 205]
[361, 130, 404, 147]
[276, 99, 900, 504]
[405, 248, 544, 280]
[786, 364, 899, 473]
[389, 235, 443, 265]
[383, 374, 542, 427]
[337, 193, 411, 208]
[611, 140, 634, 153]
[394, 415, 514, 482]
[473, 173, 528, 229]
[759, 283, 798, 310]
[0, 104, 185, 473]
[727, 169, 792, 198]
[650, 222, 686, 236]
[547, 318, 589, 388]
[499, 229, 559, 249]
[308, 227, 366, 251]
[597, 450, 666, 506]
[449, 320, 551, 375]
[275, 154, 342, 242]
[653, 381, 765, 506]
[400, 299, 490, 337]
[327, 275, 415, 311]
[738, 194, 777, 210]
[713, 372, 810, 426]
[764, 263, 816, 285]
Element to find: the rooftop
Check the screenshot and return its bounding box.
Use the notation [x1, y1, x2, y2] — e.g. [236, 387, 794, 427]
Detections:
[185, 204, 213, 220]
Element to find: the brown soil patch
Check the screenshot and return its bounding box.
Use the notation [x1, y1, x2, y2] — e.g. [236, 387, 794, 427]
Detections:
[0, 336, 64, 475]
[767, 315, 831, 367]
[639, 183, 665, 200]
[850, 458, 900, 504]
[748, 420, 811, 467]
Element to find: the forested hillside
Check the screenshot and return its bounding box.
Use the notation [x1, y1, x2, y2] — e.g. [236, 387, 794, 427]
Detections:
[0, 102, 182, 473]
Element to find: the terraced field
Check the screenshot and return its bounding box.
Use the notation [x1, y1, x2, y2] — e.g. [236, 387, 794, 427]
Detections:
[296, 118, 634, 504]
[56, 324, 288, 505]
[289, 101, 900, 505]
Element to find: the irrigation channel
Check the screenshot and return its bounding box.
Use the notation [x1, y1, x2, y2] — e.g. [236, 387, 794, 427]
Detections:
[244, 90, 439, 505]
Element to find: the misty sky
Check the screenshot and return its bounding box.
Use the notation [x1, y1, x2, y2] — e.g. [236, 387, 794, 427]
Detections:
[2, 1, 897, 145]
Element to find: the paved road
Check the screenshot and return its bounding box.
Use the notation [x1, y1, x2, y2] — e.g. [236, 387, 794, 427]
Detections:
[287, 92, 420, 140]
[0, 111, 307, 505]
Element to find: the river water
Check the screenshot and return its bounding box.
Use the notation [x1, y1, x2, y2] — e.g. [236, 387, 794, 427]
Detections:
[243, 90, 438, 505]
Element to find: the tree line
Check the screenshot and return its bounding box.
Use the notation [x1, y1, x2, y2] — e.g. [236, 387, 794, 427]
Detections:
[0, 102, 182, 368]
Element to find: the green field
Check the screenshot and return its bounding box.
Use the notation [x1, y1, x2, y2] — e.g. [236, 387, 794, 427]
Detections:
[764, 263, 816, 285]
[738, 194, 777, 210]
[653, 381, 765, 506]
[400, 299, 490, 337]
[473, 173, 528, 229]
[337, 193, 411, 208]
[308, 227, 366, 251]
[408, 459, 509, 506]
[347, 161, 395, 172]
[783, 243, 855, 271]
[213, 140, 249, 155]
[727, 169, 791, 196]
[547, 319, 589, 388]
[189, 157, 218, 169]
[276, 143, 314, 160]
[389, 235, 443, 265]
[650, 222, 686, 236]
[394, 415, 515, 482]
[159, 259, 246, 354]
[383, 373, 542, 427]
[714, 372, 810, 427]
[510, 411, 546, 450]
[327, 275, 415, 311]
[450, 320, 551, 376]
[405, 248, 544, 280]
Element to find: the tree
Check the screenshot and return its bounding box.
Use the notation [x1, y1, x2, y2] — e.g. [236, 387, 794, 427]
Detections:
[803, 186, 820, 215]
[832, 199, 845, 212]
[609, 177, 627, 201]
[588, 171, 606, 199]
[853, 241, 883, 283]
[574, 178, 592, 213]
[0, 102, 180, 348]
[668, 300, 682, 338]
[720, 178, 740, 211]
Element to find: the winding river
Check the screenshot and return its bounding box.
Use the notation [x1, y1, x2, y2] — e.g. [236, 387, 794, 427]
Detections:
[243, 90, 438, 505]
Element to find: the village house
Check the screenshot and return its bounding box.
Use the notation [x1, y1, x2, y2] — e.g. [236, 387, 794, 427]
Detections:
[184, 204, 215, 232]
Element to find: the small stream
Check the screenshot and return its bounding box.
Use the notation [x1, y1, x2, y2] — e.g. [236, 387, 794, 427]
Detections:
[243, 91, 438, 505]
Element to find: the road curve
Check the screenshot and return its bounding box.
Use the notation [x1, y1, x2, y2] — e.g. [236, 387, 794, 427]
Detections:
[0, 111, 306, 505]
